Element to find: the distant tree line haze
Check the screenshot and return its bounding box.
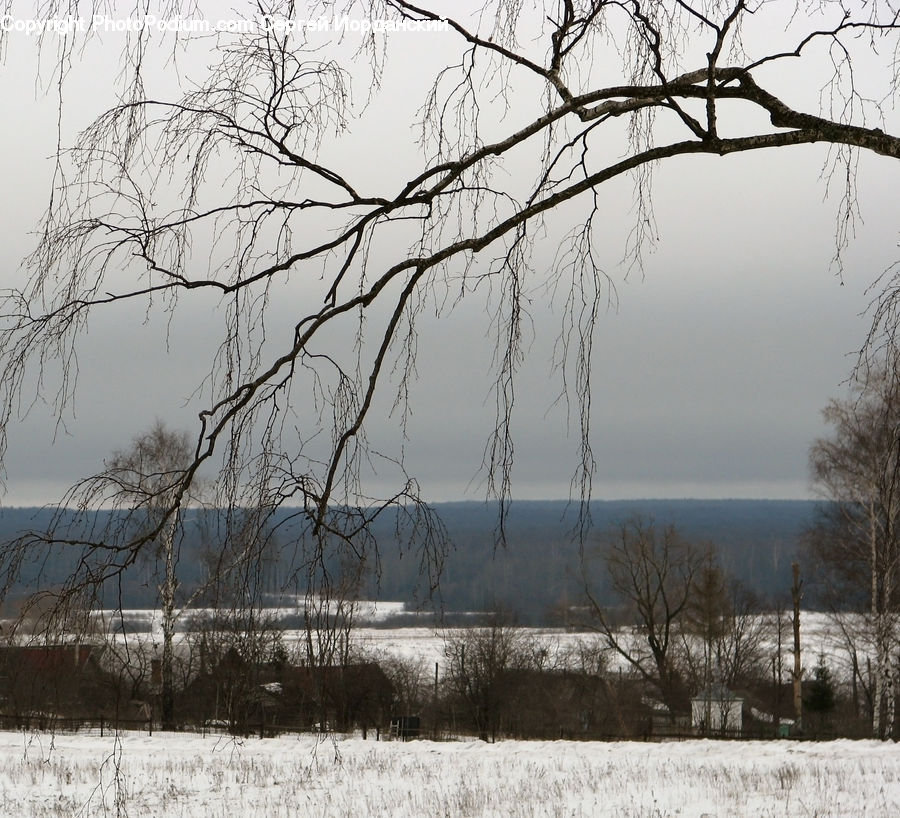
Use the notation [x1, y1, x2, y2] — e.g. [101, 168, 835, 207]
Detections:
[0, 499, 814, 617]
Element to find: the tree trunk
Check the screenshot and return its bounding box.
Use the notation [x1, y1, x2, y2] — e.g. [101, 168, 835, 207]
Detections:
[883, 543, 896, 739]
[883, 624, 895, 739]
[791, 562, 803, 732]
[872, 510, 885, 738]
[160, 511, 179, 729]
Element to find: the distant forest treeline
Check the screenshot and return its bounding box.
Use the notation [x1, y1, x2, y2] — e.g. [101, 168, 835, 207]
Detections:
[0, 499, 819, 623]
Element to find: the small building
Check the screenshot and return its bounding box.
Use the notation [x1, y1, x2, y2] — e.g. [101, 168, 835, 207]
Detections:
[0, 644, 113, 720]
[180, 652, 394, 736]
[691, 684, 743, 733]
[389, 714, 421, 740]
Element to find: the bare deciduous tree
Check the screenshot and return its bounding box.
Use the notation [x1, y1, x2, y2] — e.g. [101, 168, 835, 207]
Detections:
[2, 2, 900, 652]
[444, 611, 529, 741]
[680, 552, 766, 693]
[681, 548, 731, 699]
[584, 518, 766, 721]
[583, 516, 700, 711]
[106, 422, 194, 727]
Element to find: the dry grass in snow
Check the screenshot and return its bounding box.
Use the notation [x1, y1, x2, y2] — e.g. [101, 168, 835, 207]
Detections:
[0, 731, 898, 817]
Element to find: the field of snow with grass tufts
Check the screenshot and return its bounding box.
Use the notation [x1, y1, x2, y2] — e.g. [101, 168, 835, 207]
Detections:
[0, 730, 898, 817]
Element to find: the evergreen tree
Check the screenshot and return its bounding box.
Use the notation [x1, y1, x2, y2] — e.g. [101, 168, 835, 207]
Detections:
[804, 655, 836, 715]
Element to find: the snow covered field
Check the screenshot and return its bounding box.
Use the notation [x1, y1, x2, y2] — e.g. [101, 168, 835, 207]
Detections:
[1, 730, 898, 817]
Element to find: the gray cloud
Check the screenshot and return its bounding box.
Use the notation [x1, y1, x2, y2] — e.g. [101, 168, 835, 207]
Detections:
[0, 6, 896, 507]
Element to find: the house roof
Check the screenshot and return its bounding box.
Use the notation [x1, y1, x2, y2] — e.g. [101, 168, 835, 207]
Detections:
[0, 644, 96, 675]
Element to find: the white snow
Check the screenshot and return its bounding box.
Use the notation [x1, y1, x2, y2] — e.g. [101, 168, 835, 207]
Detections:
[79, 610, 876, 695]
[94, 599, 410, 635]
[1, 730, 898, 817]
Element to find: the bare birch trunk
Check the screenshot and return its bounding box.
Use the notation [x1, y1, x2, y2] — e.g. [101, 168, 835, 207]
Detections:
[871, 508, 884, 739]
[791, 562, 803, 732]
[881, 620, 895, 739]
[881, 558, 896, 739]
[160, 511, 179, 729]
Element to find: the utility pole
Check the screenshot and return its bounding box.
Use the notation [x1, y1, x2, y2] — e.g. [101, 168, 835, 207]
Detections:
[433, 661, 439, 740]
[774, 606, 784, 737]
[791, 562, 803, 732]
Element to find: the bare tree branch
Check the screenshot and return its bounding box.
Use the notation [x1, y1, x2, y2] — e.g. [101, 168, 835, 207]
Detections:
[2, 1, 900, 648]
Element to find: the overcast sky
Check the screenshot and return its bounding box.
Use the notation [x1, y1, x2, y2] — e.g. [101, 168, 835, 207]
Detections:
[0, 2, 896, 507]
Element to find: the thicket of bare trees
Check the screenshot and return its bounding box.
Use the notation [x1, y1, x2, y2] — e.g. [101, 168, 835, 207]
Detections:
[581, 516, 766, 716]
[809, 356, 900, 739]
[443, 613, 529, 741]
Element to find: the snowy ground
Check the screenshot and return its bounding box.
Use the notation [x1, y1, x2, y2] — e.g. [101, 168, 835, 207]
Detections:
[0, 730, 898, 817]
[349, 613, 853, 676]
